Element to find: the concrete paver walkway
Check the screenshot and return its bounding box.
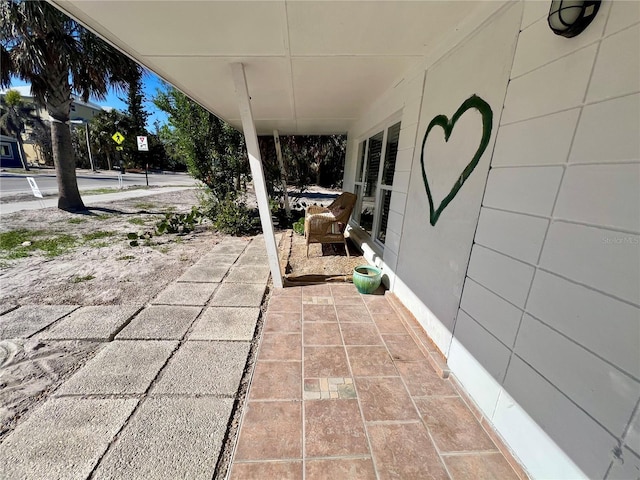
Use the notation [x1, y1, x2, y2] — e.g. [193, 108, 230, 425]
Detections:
[1, 234, 530, 479]
[229, 284, 529, 480]
[0, 235, 272, 479]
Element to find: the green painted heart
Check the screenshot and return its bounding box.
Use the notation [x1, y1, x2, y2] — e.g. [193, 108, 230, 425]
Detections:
[420, 94, 493, 226]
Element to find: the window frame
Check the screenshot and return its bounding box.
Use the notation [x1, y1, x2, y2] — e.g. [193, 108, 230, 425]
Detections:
[351, 115, 401, 248]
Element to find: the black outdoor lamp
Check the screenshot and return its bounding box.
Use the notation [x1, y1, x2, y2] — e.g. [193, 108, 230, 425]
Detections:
[548, 0, 601, 38]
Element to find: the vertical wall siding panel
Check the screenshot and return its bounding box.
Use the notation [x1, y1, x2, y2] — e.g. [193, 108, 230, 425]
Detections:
[454, 2, 640, 478]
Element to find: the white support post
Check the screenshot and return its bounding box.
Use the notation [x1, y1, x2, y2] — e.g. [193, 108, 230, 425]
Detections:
[231, 63, 283, 288]
[273, 129, 291, 215]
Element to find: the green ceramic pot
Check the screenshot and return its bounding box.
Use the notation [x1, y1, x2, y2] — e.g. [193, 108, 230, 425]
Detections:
[352, 265, 382, 294]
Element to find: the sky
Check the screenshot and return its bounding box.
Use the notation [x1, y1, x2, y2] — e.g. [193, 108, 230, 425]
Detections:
[8, 69, 170, 131]
[95, 70, 169, 131]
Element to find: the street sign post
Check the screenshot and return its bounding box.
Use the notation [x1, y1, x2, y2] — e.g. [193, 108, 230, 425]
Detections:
[112, 132, 125, 186]
[137, 136, 149, 186]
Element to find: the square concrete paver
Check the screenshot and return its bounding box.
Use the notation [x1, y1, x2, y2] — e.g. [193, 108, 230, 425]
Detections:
[189, 307, 259, 340]
[177, 265, 230, 283]
[92, 397, 233, 480]
[198, 253, 240, 266]
[0, 304, 18, 316]
[210, 283, 265, 307]
[56, 341, 177, 395]
[0, 305, 78, 339]
[0, 398, 138, 480]
[41, 305, 139, 340]
[152, 282, 217, 306]
[225, 265, 271, 284]
[116, 306, 201, 340]
[152, 341, 250, 395]
[235, 254, 269, 266]
[210, 243, 247, 255]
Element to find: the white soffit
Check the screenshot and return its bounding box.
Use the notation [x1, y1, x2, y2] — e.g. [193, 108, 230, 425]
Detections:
[51, 0, 480, 134]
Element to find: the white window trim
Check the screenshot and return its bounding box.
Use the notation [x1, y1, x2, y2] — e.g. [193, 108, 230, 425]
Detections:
[351, 113, 402, 250]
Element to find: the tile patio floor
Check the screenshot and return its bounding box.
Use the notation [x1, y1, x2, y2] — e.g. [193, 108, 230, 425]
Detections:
[230, 283, 528, 480]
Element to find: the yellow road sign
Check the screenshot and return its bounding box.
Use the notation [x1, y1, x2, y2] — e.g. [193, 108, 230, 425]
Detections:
[112, 131, 125, 144]
[115, 146, 124, 151]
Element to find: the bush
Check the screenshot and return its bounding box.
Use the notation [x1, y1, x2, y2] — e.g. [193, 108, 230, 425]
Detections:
[293, 217, 305, 235]
[204, 195, 260, 236]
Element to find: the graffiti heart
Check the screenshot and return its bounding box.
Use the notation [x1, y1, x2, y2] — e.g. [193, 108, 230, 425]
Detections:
[420, 94, 493, 226]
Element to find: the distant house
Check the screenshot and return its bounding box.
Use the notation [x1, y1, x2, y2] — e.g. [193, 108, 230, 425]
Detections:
[0, 135, 22, 169]
[0, 85, 107, 165]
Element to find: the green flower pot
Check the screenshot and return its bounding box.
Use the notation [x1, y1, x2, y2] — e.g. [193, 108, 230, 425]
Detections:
[352, 265, 382, 294]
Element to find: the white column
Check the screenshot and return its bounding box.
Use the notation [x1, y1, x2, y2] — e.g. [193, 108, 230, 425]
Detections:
[231, 62, 283, 288]
[273, 129, 291, 214]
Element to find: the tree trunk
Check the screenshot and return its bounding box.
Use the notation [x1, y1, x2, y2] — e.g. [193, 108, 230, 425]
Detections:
[51, 120, 85, 211]
[106, 153, 112, 171]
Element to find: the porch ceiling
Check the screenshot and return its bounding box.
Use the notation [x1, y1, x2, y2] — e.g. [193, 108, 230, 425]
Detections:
[50, 0, 482, 135]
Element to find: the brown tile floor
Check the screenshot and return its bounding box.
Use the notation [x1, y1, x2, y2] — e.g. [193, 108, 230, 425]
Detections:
[230, 284, 525, 480]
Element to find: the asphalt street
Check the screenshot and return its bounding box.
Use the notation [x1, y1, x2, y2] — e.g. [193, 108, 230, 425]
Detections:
[0, 169, 197, 198]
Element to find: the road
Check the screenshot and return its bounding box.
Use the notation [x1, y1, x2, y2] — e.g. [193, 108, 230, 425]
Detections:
[0, 169, 198, 198]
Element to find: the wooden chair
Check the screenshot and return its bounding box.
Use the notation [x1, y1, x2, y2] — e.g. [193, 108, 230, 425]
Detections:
[304, 192, 357, 258]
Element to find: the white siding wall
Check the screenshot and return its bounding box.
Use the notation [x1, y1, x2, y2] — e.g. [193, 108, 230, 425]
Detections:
[342, 1, 640, 479]
[452, 1, 640, 478]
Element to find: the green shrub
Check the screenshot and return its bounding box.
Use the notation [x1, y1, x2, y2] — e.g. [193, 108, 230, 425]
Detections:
[205, 196, 259, 236]
[293, 217, 305, 235]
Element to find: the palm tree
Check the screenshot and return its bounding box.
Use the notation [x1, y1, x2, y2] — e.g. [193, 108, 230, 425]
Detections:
[0, 0, 139, 211]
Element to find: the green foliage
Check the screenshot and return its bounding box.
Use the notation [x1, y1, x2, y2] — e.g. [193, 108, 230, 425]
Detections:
[82, 231, 116, 241]
[127, 207, 203, 246]
[258, 135, 347, 192]
[293, 217, 305, 236]
[156, 206, 202, 235]
[128, 217, 146, 226]
[71, 275, 95, 283]
[0, 230, 78, 258]
[153, 86, 248, 200]
[0, 229, 44, 250]
[201, 193, 259, 236]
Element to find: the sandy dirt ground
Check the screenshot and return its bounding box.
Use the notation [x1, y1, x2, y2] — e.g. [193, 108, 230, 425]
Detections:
[0, 186, 365, 444]
[0, 189, 222, 441]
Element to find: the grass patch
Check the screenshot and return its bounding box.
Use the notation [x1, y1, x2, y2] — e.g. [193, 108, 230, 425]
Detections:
[31, 234, 78, 257]
[117, 255, 136, 261]
[128, 218, 146, 226]
[68, 218, 87, 224]
[0, 229, 78, 258]
[0, 229, 46, 250]
[134, 202, 155, 210]
[71, 275, 95, 283]
[94, 214, 112, 221]
[82, 231, 116, 241]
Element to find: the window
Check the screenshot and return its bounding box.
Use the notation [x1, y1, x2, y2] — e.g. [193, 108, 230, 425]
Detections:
[0, 143, 11, 158]
[352, 121, 401, 245]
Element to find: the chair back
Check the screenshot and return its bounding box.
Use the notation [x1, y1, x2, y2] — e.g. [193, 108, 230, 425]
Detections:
[328, 192, 357, 224]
